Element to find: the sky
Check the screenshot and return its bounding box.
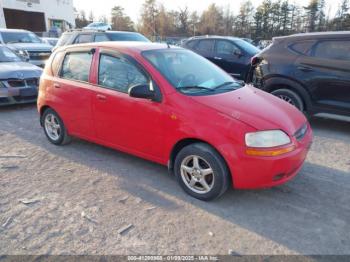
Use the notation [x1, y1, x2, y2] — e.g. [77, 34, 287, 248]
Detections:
[73, 0, 344, 23]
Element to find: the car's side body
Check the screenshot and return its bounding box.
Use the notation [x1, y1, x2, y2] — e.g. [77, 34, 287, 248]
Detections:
[38, 42, 312, 192]
[182, 36, 260, 81]
[250, 31, 350, 119]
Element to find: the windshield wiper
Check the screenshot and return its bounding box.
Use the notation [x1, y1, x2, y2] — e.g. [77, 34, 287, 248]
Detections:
[213, 81, 242, 90]
[177, 85, 214, 91]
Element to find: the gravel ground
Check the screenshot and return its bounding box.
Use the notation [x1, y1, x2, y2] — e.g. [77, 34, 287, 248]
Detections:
[0, 104, 349, 255]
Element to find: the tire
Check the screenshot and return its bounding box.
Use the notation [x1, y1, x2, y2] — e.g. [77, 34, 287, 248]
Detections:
[271, 88, 304, 112]
[42, 108, 71, 145]
[174, 143, 230, 201]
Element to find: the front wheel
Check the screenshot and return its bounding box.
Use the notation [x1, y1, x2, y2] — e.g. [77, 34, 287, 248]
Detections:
[174, 143, 230, 201]
[271, 88, 304, 112]
[42, 108, 71, 145]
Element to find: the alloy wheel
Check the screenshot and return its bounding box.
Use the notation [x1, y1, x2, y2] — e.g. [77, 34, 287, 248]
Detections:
[44, 113, 61, 141]
[180, 155, 215, 194]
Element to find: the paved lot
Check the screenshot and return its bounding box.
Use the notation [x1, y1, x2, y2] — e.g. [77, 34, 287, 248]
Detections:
[0, 104, 349, 255]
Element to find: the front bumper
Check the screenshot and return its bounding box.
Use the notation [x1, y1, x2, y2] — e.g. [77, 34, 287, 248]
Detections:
[228, 124, 313, 189]
[0, 86, 38, 106]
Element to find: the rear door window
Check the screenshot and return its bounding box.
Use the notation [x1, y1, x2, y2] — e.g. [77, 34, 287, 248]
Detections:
[94, 34, 109, 42]
[98, 54, 148, 93]
[195, 40, 215, 53]
[74, 34, 93, 44]
[215, 40, 240, 55]
[60, 52, 93, 82]
[313, 40, 350, 61]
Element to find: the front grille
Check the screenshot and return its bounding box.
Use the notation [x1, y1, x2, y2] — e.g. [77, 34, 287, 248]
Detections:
[28, 51, 51, 61]
[26, 78, 39, 86]
[5, 78, 39, 88]
[8, 80, 25, 87]
[294, 123, 308, 141]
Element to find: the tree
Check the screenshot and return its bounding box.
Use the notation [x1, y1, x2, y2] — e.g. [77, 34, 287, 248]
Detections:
[304, 0, 319, 32]
[178, 7, 189, 35]
[88, 10, 94, 23]
[234, 1, 254, 37]
[189, 11, 200, 36]
[75, 10, 89, 28]
[139, 0, 159, 40]
[199, 4, 224, 35]
[111, 6, 134, 31]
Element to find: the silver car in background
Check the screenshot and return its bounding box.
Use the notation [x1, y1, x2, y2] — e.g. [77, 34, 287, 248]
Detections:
[0, 45, 42, 106]
[0, 29, 52, 67]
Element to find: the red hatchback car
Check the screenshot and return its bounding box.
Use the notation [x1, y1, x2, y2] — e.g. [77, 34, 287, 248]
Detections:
[38, 42, 313, 200]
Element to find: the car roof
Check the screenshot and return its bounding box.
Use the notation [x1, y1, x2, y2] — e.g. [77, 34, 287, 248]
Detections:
[63, 30, 140, 35]
[186, 35, 242, 41]
[0, 28, 31, 33]
[274, 31, 350, 42]
[60, 41, 180, 53]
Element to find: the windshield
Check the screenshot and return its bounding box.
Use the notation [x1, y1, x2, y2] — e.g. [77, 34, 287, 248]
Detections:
[1, 31, 42, 44]
[107, 32, 150, 42]
[234, 39, 260, 55]
[0, 46, 21, 62]
[142, 48, 242, 95]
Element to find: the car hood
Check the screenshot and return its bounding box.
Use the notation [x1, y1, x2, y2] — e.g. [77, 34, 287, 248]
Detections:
[7, 43, 52, 52]
[0, 62, 42, 79]
[190, 85, 307, 135]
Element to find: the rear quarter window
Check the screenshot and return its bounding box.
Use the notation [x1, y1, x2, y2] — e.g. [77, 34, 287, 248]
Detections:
[51, 51, 65, 76]
[56, 33, 72, 47]
[289, 40, 315, 56]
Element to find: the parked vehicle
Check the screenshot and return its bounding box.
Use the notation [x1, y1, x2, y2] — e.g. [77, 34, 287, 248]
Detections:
[0, 45, 42, 106]
[250, 31, 350, 120]
[41, 37, 59, 47]
[0, 29, 52, 67]
[54, 30, 150, 51]
[38, 42, 312, 201]
[182, 35, 260, 81]
[83, 22, 112, 31]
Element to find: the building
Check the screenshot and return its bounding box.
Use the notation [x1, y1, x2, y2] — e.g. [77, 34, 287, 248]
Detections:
[0, 0, 75, 34]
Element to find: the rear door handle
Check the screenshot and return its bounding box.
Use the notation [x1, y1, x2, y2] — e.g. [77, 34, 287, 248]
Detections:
[214, 57, 222, 60]
[297, 66, 313, 72]
[53, 83, 60, 88]
[96, 94, 107, 101]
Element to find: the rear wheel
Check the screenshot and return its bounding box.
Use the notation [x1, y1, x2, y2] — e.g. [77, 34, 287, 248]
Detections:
[174, 143, 230, 201]
[42, 108, 71, 145]
[271, 88, 304, 112]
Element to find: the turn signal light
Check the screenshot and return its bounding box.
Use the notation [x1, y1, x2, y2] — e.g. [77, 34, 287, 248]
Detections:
[246, 145, 296, 157]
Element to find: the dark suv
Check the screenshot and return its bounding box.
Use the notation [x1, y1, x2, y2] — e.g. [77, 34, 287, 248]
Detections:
[182, 36, 260, 81]
[250, 31, 350, 119]
[54, 30, 150, 51]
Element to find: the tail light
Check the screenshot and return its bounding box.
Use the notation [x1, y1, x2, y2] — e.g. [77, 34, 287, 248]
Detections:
[251, 56, 260, 66]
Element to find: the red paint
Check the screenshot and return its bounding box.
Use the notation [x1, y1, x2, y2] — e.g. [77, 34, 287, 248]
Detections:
[38, 42, 313, 189]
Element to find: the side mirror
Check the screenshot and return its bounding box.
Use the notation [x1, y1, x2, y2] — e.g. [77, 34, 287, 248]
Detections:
[128, 84, 155, 100]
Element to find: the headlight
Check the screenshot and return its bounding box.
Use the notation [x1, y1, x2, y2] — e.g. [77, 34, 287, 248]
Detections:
[245, 130, 291, 148]
[14, 49, 30, 60]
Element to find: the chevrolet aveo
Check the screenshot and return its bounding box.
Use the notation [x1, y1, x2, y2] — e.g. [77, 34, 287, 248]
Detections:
[38, 42, 313, 201]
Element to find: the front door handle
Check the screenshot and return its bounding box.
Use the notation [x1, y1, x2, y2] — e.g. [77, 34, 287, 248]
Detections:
[96, 94, 107, 101]
[214, 57, 222, 60]
[53, 83, 60, 88]
[297, 66, 313, 72]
